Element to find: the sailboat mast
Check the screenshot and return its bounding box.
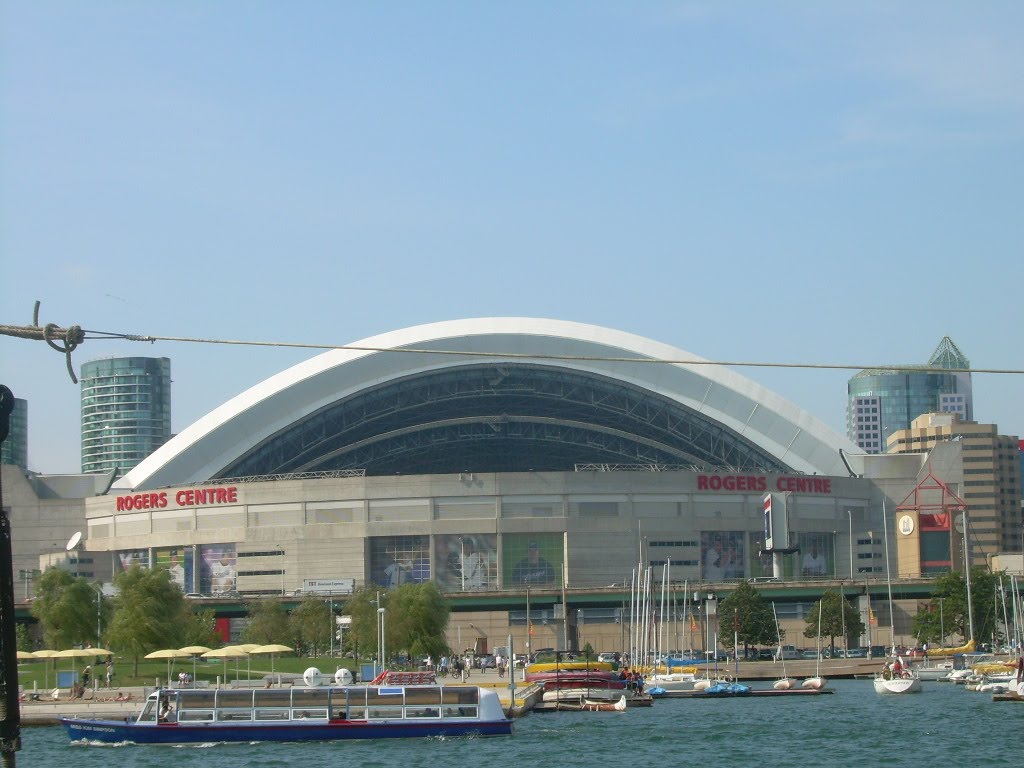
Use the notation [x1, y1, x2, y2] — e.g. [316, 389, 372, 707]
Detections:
[882, 497, 896, 653]
[962, 509, 975, 644]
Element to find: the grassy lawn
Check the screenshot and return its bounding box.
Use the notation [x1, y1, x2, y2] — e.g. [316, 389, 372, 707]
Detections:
[17, 656, 374, 690]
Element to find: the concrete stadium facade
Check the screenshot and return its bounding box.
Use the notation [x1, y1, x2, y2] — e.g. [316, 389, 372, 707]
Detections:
[79, 319, 906, 650]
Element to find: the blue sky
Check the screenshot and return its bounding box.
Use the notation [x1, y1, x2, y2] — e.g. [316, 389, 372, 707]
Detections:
[2, 1, 1021, 474]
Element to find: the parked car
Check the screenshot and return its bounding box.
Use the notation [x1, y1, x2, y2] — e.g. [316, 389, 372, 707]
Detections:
[757, 648, 775, 661]
[801, 649, 820, 659]
[775, 646, 801, 661]
[597, 652, 621, 664]
[845, 647, 868, 658]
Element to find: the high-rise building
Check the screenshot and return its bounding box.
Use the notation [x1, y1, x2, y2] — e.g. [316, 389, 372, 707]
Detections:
[80, 357, 171, 476]
[0, 397, 28, 469]
[847, 336, 972, 453]
[887, 413, 1021, 558]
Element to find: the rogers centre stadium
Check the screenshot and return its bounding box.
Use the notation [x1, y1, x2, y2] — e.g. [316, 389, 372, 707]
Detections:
[79, 318, 919, 650]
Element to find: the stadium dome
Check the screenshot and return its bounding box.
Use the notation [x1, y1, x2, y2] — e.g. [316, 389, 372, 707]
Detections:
[114, 318, 858, 491]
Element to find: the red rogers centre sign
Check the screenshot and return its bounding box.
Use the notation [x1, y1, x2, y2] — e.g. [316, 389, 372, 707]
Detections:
[697, 474, 832, 494]
[115, 486, 239, 511]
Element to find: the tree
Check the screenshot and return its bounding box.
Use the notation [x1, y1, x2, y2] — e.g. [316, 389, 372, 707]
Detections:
[911, 567, 1004, 647]
[344, 583, 451, 664]
[241, 598, 292, 646]
[803, 590, 864, 654]
[181, 608, 222, 648]
[30, 568, 104, 649]
[718, 582, 776, 656]
[105, 565, 188, 675]
[384, 582, 451, 661]
[290, 597, 331, 656]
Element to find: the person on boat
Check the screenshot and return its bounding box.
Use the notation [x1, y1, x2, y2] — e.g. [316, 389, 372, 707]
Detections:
[892, 657, 905, 678]
[159, 696, 174, 722]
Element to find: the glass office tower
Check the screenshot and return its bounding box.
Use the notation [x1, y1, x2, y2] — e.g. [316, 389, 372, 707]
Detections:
[0, 397, 28, 469]
[846, 337, 972, 453]
[81, 357, 171, 475]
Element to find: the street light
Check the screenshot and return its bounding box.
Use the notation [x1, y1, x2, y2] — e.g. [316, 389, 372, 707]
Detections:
[458, 537, 465, 592]
[91, 584, 103, 645]
[377, 607, 386, 673]
[846, 509, 854, 580]
[276, 546, 285, 595]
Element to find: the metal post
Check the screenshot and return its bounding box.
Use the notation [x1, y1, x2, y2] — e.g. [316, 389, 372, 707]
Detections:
[378, 607, 386, 672]
[962, 510, 974, 644]
[276, 546, 284, 595]
[847, 509, 854, 580]
[458, 537, 465, 592]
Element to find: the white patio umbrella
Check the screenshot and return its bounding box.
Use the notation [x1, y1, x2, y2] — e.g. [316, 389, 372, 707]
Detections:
[178, 645, 213, 685]
[201, 646, 249, 685]
[145, 648, 192, 687]
[249, 644, 294, 682]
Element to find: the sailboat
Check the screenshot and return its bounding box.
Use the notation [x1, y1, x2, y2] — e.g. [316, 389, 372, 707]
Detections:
[802, 598, 827, 690]
[771, 602, 797, 690]
[873, 497, 922, 694]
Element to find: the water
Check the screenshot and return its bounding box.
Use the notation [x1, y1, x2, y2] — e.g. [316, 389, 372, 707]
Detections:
[17, 681, 1022, 768]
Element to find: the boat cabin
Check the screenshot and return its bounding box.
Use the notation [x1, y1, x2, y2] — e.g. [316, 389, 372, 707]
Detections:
[141, 685, 486, 724]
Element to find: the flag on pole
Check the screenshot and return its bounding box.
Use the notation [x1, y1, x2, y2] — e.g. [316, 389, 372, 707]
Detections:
[689, 611, 699, 632]
[528, 621, 534, 636]
[869, 606, 877, 625]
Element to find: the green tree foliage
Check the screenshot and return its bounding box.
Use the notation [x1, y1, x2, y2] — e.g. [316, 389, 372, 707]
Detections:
[344, 583, 451, 663]
[289, 597, 331, 656]
[16, 623, 33, 653]
[718, 582, 776, 655]
[30, 568, 105, 649]
[105, 565, 188, 674]
[241, 598, 292, 646]
[181, 608, 222, 648]
[803, 590, 864, 654]
[385, 582, 451, 660]
[911, 567, 1004, 646]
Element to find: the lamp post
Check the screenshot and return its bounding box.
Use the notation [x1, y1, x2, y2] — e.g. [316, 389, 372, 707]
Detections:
[458, 537, 465, 592]
[276, 545, 285, 595]
[939, 597, 945, 645]
[377, 607, 386, 673]
[847, 509, 854, 580]
[91, 584, 103, 645]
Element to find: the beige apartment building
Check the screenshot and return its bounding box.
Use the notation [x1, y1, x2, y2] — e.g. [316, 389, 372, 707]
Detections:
[887, 413, 1022, 565]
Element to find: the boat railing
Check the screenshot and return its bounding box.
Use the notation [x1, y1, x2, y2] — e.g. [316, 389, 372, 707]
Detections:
[146, 685, 486, 724]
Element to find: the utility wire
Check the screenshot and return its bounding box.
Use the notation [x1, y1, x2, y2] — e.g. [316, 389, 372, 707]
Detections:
[2, 301, 1022, 383]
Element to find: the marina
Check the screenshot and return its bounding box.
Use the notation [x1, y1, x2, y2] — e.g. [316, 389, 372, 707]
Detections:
[15, 677, 1022, 768]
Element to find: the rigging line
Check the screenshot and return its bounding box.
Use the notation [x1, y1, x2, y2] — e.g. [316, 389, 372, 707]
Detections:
[71, 330, 1024, 375]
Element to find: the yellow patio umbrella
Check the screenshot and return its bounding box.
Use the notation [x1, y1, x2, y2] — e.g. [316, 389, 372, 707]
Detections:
[17, 651, 36, 661]
[249, 644, 294, 682]
[225, 644, 260, 682]
[201, 646, 249, 685]
[178, 646, 213, 685]
[55, 648, 101, 687]
[145, 648, 192, 687]
[31, 650, 60, 689]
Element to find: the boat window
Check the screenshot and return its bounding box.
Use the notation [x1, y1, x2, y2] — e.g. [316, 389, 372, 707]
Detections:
[178, 690, 217, 709]
[254, 690, 291, 707]
[216, 690, 255, 708]
[366, 706, 403, 720]
[139, 700, 157, 722]
[216, 708, 254, 722]
[366, 688, 404, 706]
[405, 706, 441, 718]
[254, 709, 291, 721]
[178, 710, 215, 722]
[291, 708, 328, 720]
[345, 706, 366, 721]
[292, 690, 330, 708]
[404, 687, 441, 705]
[442, 705, 478, 718]
[441, 688, 478, 705]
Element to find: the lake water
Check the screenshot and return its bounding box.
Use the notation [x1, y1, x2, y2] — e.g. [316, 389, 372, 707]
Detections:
[17, 680, 1022, 768]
